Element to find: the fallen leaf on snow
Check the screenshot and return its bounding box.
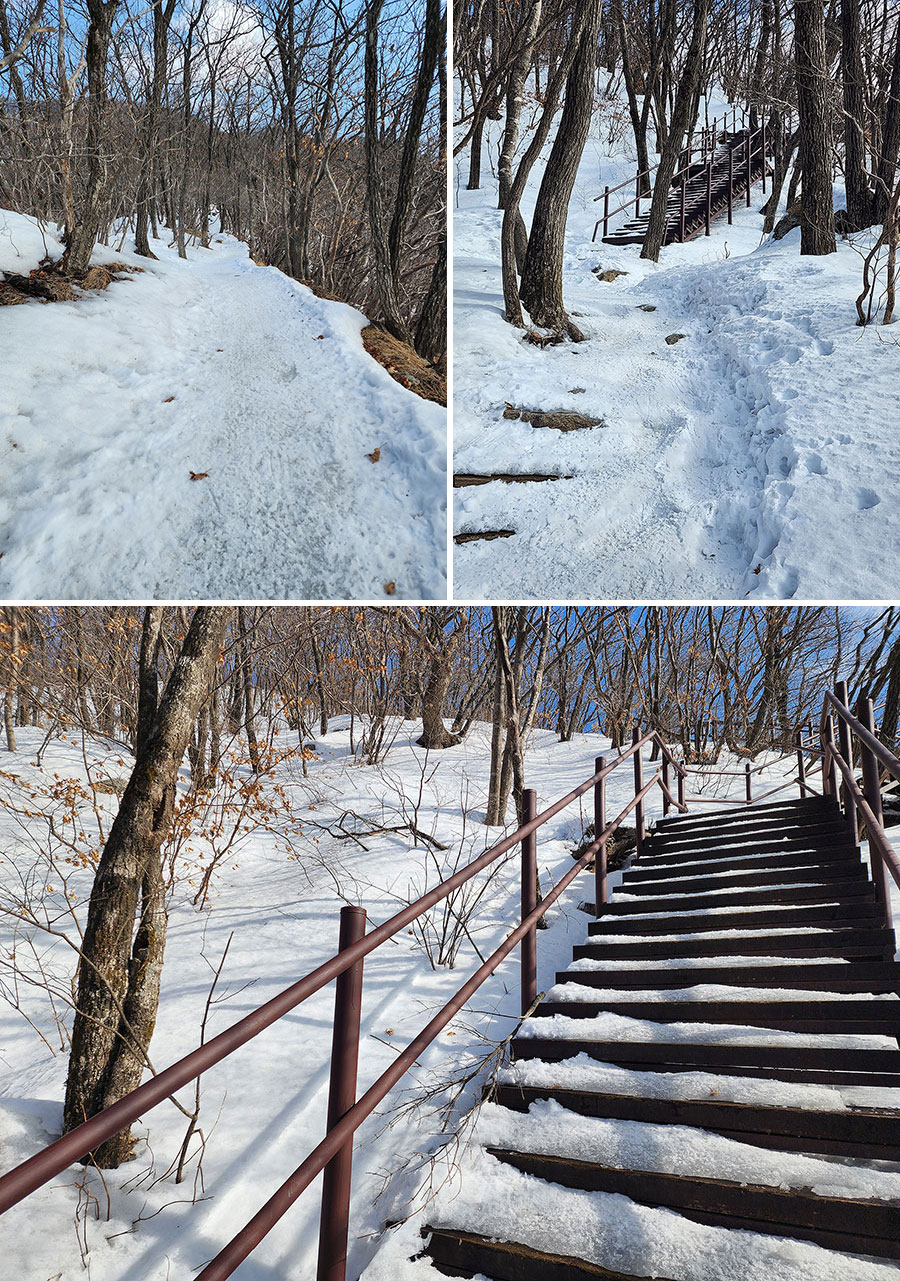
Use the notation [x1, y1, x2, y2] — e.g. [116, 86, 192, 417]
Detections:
[384, 582, 396, 596]
[163, 396, 175, 403]
[366, 448, 381, 463]
[189, 471, 209, 482]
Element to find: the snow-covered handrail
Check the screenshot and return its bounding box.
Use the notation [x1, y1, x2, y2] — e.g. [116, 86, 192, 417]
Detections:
[0, 726, 686, 1281]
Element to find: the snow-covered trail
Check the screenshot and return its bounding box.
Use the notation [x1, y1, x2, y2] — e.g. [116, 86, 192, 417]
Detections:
[1, 215, 446, 599]
[453, 114, 900, 602]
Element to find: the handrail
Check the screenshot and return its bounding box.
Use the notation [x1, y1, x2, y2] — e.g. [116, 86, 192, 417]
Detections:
[0, 726, 686, 1281]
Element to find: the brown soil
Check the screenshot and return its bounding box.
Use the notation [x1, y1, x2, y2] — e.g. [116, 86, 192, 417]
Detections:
[503, 405, 604, 432]
[361, 324, 446, 406]
[454, 472, 573, 487]
[0, 261, 145, 306]
[454, 529, 516, 544]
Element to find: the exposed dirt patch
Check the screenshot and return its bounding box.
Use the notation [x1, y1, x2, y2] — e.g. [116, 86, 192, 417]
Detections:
[665, 333, 687, 345]
[454, 472, 573, 487]
[593, 267, 628, 282]
[454, 529, 516, 544]
[361, 324, 446, 406]
[503, 404, 604, 432]
[571, 822, 637, 870]
[0, 261, 145, 305]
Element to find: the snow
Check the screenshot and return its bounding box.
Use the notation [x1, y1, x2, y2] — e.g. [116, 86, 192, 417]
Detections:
[515, 1009, 899, 1050]
[453, 89, 900, 601]
[545, 980, 899, 1004]
[0, 210, 446, 599]
[473, 1098, 900, 1198]
[365, 1148, 900, 1281]
[497, 1053, 900, 1112]
[1, 724, 893, 1280]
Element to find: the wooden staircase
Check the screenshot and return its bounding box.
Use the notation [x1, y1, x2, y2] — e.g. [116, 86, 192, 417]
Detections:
[602, 129, 767, 247]
[423, 794, 900, 1279]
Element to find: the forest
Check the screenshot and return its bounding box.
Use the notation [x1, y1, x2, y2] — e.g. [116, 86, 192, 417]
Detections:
[0, 0, 446, 360]
[0, 604, 899, 1278]
[455, 0, 900, 334]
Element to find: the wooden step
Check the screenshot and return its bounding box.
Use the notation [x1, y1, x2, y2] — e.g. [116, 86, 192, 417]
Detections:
[620, 862, 865, 896]
[602, 880, 876, 914]
[574, 926, 895, 962]
[555, 961, 900, 994]
[534, 996, 900, 1035]
[586, 902, 880, 936]
[426, 1228, 673, 1281]
[656, 797, 835, 832]
[647, 821, 852, 855]
[509, 1036, 900, 1085]
[485, 1149, 900, 1260]
[622, 845, 860, 876]
[490, 1083, 900, 1159]
[643, 842, 859, 873]
[641, 830, 856, 861]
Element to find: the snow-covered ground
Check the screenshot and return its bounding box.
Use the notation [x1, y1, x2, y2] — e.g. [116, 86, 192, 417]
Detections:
[0, 212, 446, 599]
[453, 91, 900, 601]
[0, 720, 894, 1280]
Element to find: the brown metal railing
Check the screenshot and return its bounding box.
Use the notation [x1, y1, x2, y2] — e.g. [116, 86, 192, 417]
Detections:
[821, 681, 900, 929]
[0, 727, 686, 1281]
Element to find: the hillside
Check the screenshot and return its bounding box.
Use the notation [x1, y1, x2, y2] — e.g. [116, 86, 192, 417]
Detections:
[4, 717, 892, 1279]
[0, 212, 446, 600]
[453, 98, 899, 601]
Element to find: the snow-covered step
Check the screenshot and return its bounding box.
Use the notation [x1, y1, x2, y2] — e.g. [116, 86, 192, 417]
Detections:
[603, 880, 876, 913]
[491, 1080, 900, 1160]
[654, 796, 836, 833]
[556, 960, 900, 994]
[533, 994, 900, 1036]
[642, 836, 858, 869]
[586, 902, 879, 936]
[483, 1147, 900, 1259]
[621, 861, 867, 896]
[646, 822, 853, 857]
[573, 925, 895, 962]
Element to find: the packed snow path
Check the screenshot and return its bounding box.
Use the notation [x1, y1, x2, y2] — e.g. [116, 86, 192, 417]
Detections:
[372, 794, 900, 1281]
[0, 213, 446, 599]
[453, 125, 900, 601]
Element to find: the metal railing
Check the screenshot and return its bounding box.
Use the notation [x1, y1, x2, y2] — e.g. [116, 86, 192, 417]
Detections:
[821, 680, 900, 929]
[0, 728, 686, 1281]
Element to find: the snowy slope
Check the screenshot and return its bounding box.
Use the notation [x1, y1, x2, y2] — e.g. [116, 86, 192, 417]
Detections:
[0, 212, 446, 600]
[0, 721, 891, 1279]
[453, 94, 900, 601]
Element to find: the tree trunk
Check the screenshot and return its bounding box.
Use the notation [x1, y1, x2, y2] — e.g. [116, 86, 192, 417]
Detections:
[518, 0, 602, 338]
[841, 0, 872, 230]
[416, 654, 458, 748]
[640, 0, 709, 262]
[60, 0, 118, 275]
[63, 607, 230, 1167]
[795, 0, 836, 255]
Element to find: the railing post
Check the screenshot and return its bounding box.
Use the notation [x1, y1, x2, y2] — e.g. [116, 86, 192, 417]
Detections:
[835, 680, 859, 845]
[677, 766, 686, 811]
[594, 756, 607, 915]
[744, 761, 752, 804]
[662, 753, 671, 817]
[795, 729, 806, 796]
[746, 132, 752, 206]
[603, 185, 610, 238]
[705, 160, 712, 235]
[761, 118, 767, 193]
[632, 725, 644, 857]
[521, 788, 538, 1014]
[679, 173, 686, 242]
[316, 905, 367, 1281]
[728, 146, 734, 224]
[857, 698, 892, 927]
[635, 169, 641, 218]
